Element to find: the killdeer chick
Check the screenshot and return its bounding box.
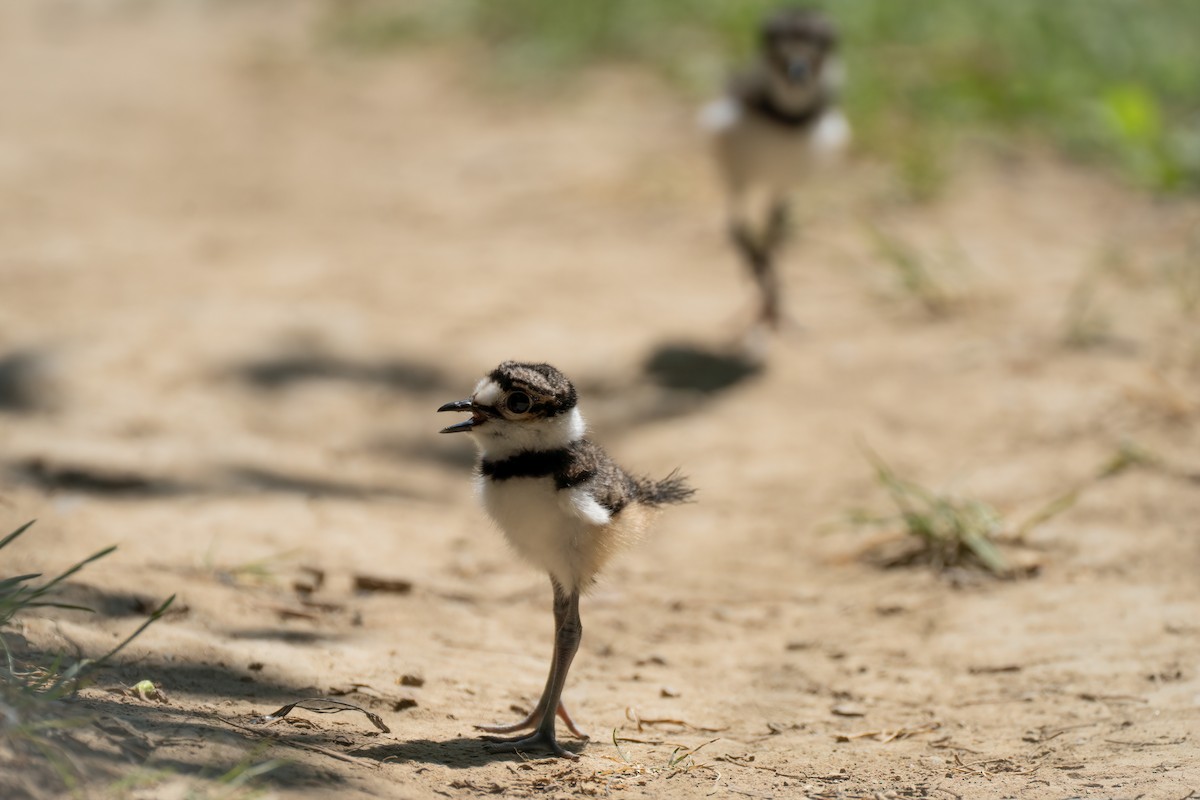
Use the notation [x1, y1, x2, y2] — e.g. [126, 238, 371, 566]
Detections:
[438, 361, 693, 759]
[702, 6, 849, 330]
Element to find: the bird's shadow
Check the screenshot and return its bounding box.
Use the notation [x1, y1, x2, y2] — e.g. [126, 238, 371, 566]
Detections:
[4, 458, 424, 501]
[641, 340, 763, 394]
[6, 457, 189, 496]
[230, 348, 451, 395]
[355, 735, 584, 768]
[0, 348, 53, 413]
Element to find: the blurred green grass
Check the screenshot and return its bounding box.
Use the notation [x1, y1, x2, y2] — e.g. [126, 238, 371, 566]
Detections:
[1, 521, 176, 794]
[320, 0, 1200, 194]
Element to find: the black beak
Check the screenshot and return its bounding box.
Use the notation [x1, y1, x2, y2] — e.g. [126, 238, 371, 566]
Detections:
[437, 398, 477, 434]
[786, 60, 811, 84]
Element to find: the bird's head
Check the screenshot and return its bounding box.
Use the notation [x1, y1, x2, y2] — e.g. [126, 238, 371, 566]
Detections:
[760, 7, 838, 91]
[438, 361, 585, 457]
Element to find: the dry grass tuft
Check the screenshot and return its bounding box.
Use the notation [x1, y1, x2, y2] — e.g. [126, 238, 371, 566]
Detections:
[851, 441, 1171, 578]
[858, 448, 1011, 576]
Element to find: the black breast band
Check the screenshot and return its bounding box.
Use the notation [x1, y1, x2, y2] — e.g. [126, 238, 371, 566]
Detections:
[480, 448, 577, 483]
[747, 93, 827, 129]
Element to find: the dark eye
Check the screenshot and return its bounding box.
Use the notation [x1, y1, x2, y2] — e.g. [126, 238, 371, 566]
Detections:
[506, 392, 532, 414]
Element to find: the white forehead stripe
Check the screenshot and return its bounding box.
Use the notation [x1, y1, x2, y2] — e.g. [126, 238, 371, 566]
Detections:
[473, 379, 501, 406]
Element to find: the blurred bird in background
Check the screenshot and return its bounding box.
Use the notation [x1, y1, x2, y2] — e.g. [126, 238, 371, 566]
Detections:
[702, 7, 849, 335]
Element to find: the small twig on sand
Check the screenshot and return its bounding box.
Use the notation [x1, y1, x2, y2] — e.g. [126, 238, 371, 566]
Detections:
[930, 738, 983, 753]
[835, 722, 941, 743]
[1022, 721, 1101, 743]
[949, 752, 1040, 779]
[1079, 692, 1148, 703]
[625, 706, 726, 733]
[612, 735, 667, 745]
[713, 756, 847, 784]
[215, 715, 362, 765]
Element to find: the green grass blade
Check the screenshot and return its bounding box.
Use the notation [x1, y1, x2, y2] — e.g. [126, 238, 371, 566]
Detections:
[0, 573, 44, 591]
[0, 520, 37, 552]
[23, 602, 96, 613]
[962, 530, 1010, 576]
[23, 546, 117, 604]
[82, 595, 176, 675]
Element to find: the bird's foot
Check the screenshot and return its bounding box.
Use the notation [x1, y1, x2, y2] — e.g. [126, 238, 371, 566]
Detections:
[475, 713, 538, 736]
[475, 702, 589, 740]
[555, 703, 590, 740]
[482, 728, 581, 760]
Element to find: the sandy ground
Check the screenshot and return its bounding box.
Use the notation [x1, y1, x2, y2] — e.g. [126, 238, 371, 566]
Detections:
[2, 3, 1199, 799]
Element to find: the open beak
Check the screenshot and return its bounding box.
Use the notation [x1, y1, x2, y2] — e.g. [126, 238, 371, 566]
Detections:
[437, 398, 479, 434]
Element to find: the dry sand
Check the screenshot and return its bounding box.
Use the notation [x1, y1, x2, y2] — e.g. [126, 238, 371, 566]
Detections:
[1, 3, 1198, 798]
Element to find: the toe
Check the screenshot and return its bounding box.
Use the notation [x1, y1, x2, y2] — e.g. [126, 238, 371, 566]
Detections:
[475, 721, 534, 735]
[482, 732, 580, 760]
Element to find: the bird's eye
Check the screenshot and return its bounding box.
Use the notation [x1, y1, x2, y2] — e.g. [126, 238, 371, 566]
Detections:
[506, 392, 532, 414]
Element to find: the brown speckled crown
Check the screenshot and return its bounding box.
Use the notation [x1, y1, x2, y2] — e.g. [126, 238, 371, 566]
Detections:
[489, 361, 578, 417]
[761, 7, 838, 51]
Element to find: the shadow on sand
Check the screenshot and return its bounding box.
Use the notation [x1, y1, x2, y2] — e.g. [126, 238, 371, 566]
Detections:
[4, 458, 424, 501]
[232, 349, 451, 395]
[7, 457, 188, 497]
[0, 349, 52, 413]
[353, 735, 584, 768]
[641, 340, 763, 394]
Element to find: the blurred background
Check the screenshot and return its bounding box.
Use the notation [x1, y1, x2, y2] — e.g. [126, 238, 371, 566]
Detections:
[1, 2, 1198, 798]
[323, 0, 1200, 194]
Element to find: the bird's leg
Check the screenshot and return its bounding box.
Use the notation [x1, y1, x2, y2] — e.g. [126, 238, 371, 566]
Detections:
[731, 221, 779, 329]
[730, 195, 789, 330]
[483, 583, 584, 760]
[475, 683, 587, 738]
[757, 198, 790, 328]
[476, 578, 589, 740]
[764, 197, 790, 254]
[730, 220, 768, 276]
[475, 660, 555, 735]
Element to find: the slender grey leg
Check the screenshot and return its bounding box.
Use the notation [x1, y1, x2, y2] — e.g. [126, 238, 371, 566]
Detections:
[475, 653, 556, 735]
[483, 582, 584, 759]
[731, 198, 789, 329]
[759, 199, 790, 327]
[476, 577, 589, 740]
[764, 199, 790, 253]
[731, 221, 767, 272]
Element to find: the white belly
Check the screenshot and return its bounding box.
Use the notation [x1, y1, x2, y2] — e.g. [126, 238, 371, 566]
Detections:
[711, 105, 850, 196]
[477, 475, 610, 593]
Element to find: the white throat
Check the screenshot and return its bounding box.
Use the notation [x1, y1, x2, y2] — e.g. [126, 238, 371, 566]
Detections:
[473, 407, 586, 460]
